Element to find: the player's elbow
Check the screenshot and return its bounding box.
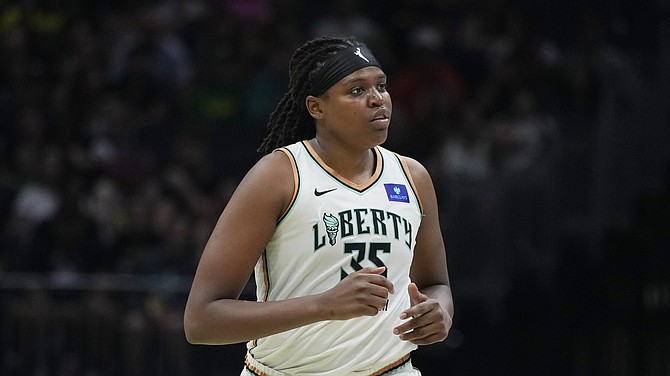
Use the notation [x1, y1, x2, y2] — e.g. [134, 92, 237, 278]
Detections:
[184, 326, 199, 345]
[183, 306, 209, 344]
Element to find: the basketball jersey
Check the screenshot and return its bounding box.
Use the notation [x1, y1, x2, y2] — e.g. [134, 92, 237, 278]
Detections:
[247, 141, 424, 375]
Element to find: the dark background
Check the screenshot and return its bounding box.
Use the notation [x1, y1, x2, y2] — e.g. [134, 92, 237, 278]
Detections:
[1, 0, 668, 375]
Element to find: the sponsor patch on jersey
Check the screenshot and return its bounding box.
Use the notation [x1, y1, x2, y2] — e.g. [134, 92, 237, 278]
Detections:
[384, 183, 410, 203]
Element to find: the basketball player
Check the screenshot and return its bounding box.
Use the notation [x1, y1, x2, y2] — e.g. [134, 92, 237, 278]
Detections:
[184, 36, 453, 375]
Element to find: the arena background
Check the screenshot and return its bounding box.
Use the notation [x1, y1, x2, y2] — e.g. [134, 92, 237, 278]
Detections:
[1, 0, 668, 375]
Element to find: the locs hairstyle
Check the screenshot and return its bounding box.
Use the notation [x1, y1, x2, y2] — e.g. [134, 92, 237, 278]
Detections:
[257, 37, 377, 155]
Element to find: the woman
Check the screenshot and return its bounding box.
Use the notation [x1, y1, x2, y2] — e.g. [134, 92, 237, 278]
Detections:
[184, 36, 453, 375]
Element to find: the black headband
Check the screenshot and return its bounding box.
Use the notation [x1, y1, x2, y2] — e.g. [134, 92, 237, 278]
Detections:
[308, 45, 382, 96]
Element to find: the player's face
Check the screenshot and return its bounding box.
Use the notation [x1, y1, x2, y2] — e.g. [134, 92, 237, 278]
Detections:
[318, 66, 392, 149]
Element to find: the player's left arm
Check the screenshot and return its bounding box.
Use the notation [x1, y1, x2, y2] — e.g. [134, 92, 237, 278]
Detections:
[394, 156, 454, 345]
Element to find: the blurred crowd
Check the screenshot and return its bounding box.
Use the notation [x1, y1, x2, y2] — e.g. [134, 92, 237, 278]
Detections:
[1, 0, 668, 375]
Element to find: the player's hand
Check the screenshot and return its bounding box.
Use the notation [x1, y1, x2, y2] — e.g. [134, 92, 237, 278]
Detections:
[318, 266, 394, 320]
[393, 282, 451, 345]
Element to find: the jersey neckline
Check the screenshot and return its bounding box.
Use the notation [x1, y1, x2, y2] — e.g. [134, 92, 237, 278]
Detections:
[301, 140, 383, 192]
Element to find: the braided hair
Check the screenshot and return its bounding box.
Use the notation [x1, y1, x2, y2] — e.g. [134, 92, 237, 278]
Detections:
[257, 36, 365, 155]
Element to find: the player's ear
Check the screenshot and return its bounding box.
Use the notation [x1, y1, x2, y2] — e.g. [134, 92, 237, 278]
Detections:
[306, 95, 323, 120]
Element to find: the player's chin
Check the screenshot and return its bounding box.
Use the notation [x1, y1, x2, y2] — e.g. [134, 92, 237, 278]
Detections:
[370, 129, 388, 146]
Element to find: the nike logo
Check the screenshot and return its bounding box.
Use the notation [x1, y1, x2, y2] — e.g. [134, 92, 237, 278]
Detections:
[314, 188, 337, 196]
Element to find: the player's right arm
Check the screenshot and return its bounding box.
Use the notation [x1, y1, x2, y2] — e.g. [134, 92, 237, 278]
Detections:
[183, 150, 393, 345]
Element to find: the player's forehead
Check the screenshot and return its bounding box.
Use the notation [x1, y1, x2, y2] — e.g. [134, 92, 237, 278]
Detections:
[336, 66, 386, 86]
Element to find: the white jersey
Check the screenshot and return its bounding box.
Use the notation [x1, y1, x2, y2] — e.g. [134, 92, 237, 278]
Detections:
[247, 141, 424, 375]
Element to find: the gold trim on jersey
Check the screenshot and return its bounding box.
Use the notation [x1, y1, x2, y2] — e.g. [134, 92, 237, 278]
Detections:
[395, 154, 424, 216]
[302, 140, 383, 192]
[249, 250, 271, 350]
[275, 148, 300, 222]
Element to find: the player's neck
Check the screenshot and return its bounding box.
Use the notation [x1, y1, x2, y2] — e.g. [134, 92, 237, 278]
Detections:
[308, 138, 376, 186]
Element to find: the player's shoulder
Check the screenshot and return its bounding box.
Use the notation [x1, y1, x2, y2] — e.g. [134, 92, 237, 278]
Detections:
[247, 148, 295, 181]
[387, 152, 436, 200]
[389, 151, 430, 181]
[231, 149, 296, 219]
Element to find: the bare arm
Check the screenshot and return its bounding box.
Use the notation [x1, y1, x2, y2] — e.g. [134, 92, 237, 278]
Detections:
[183, 151, 394, 345]
[393, 157, 454, 345]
